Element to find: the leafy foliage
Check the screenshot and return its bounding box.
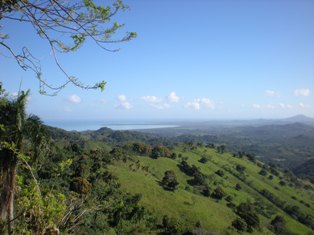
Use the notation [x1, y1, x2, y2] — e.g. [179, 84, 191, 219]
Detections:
[0, 0, 136, 94]
[161, 170, 179, 191]
[236, 202, 260, 231]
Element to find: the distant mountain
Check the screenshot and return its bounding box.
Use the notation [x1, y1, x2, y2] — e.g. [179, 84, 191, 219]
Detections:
[281, 115, 314, 126]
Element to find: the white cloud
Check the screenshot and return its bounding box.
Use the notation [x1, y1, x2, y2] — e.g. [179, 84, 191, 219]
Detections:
[252, 104, 277, 109]
[141, 95, 169, 109]
[294, 88, 310, 97]
[298, 102, 311, 109]
[167, 92, 180, 103]
[141, 96, 159, 103]
[186, 99, 201, 110]
[286, 104, 293, 109]
[279, 103, 293, 109]
[12, 92, 18, 97]
[116, 94, 133, 110]
[265, 90, 277, 97]
[119, 102, 133, 110]
[201, 98, 215, 109]
[68, 94, 81, 103]
[252, 104, 261, 109]
[117, 94, 127, 102]
[185, 98, 215, 110]
[265, 104, 275, 109]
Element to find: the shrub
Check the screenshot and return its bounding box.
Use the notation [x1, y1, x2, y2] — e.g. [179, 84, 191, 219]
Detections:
[232, 217, 247, 232]
[198, 156, 208, 164]
[236, 164, 246, 173]
[270, 215, 286, 234]
[201, 185, 211, 197]
[225, 195, 233, 202]
[70, 177, 91, 194]
[235, 183, 242, 191]
[151, 146, 173, 159]
[161, 215, 185, 235]
[188, 172, 206, 186]
[211, 187, 225, 200]
[161, 170, 179, 191]
[236, 202, 260, 229]
[279, 181, 286, 186]
[259, 169, 267, 176]
[215, 169, 224, 177]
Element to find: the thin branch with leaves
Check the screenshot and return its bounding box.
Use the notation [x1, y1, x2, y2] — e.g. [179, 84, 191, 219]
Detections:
[0, 0, 136, 95]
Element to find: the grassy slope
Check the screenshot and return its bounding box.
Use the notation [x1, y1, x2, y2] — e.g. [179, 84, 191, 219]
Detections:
[108, 145, 314, 235]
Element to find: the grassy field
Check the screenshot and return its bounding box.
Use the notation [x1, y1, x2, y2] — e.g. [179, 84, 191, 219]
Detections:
[108, 144, 314, 235]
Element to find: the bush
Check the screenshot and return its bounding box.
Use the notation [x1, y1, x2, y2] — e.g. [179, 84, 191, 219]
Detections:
[70, 177, 91, 194]
[232, 217, 247, 232]
[161, 170, 179, 191]
[211, 187, 225, 200]
[188, 172, 206, 186]
[235, 183, 242, 191]
[215, 169, 224, 177]
[270, 215, 286, 234]
[161, 215, 185, 235]
[201, 185, 211, 197]
[225, 195, 233, 202]
[236, 202, 260, 229]
[259, 169, 267, 176]
[178, 160, 198, 176]
[279, 181, 286, 186]
[151, 146, 173, 159]
[198, 156, 208, 164]
[236, 164, 246, 173]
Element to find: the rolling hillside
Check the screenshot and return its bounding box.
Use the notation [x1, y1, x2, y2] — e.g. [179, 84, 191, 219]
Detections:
[108, 143, 314, 234]
[38, 126, 314, 234]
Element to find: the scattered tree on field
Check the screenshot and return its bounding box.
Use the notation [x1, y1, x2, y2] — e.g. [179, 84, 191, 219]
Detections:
[161, 170, 179, 191]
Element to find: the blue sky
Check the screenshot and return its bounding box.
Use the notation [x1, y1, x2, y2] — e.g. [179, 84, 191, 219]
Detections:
[1, 0, 313, 121]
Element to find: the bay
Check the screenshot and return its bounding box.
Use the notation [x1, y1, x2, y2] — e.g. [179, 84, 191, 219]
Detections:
[45, 120, 178, 131]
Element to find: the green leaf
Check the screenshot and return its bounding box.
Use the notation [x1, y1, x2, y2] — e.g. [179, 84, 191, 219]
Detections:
[98, 81, 106, 92]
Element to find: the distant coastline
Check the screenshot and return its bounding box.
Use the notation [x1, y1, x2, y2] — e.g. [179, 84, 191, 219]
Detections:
[44, 120, 179, 131]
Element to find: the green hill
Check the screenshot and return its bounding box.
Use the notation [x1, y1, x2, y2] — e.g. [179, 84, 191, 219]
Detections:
[6, 124, 314, 234]
[108, 143, 314, 235]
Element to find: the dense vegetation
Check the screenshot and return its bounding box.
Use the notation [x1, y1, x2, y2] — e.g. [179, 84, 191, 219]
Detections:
[137, 120, 314, 182]
[1, 90, 314, 234]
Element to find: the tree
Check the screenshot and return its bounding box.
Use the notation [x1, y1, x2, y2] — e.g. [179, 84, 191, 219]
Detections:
[23, 115, 49, 164]
[236, 202, 260, 230]
[217, 144, 226, 154]
[270, 215, 286, 234]
[210, 187, 225, 200]
[0, 88, 29, 233]
[232, 217, 247, 232]
[161, 215, 184, 235]
[160, 170, 179, 191]
[0, 0, 136, 95]
[236, 164, 246, 174]
[259, 169, 267, 176]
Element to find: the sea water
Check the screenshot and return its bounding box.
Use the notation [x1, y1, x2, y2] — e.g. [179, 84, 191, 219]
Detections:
[44, 120, 178, 131]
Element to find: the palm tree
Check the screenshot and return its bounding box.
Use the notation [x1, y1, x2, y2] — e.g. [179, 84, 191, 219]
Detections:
[0, 90, 29, 234]
[24, 115, 49, 165]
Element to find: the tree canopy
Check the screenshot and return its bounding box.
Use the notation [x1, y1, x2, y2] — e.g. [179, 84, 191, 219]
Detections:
[0, 0, 136, 95]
